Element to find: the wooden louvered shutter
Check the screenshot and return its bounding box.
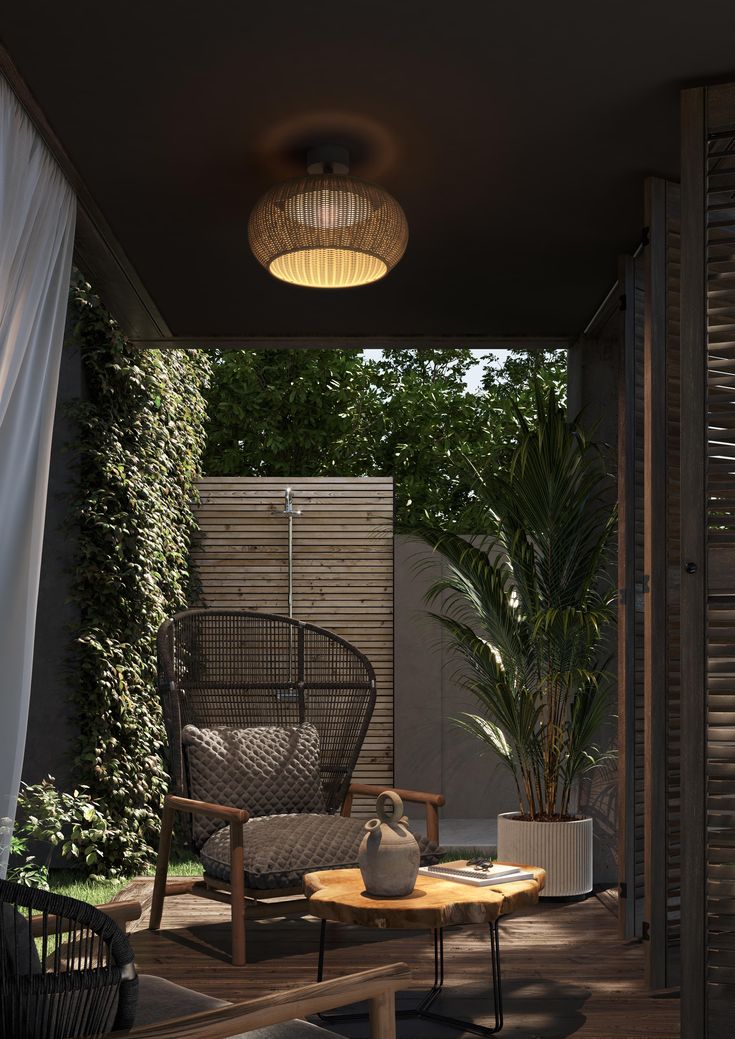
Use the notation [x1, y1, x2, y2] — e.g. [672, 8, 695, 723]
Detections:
[643, 176, 681, 990]
[680, 84, 735, 1038]
[618, 249, 647, 939]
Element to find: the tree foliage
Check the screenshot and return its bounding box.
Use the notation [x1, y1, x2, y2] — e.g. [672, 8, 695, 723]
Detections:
[203, 346, 566, 529]
[66, 272, 211, 874]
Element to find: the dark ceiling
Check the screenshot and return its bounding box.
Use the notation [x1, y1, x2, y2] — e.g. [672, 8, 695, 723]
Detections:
[3, 1, 735, 341]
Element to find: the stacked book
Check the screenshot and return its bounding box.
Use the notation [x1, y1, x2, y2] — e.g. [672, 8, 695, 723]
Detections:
[418, 862, 535, 886]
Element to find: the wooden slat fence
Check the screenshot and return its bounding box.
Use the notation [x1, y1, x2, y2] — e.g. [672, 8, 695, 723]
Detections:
[193, 477, 394, 814]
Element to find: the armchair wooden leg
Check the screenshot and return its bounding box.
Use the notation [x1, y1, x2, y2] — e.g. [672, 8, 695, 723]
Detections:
[426, 802, 440, 845]
[149, 798, 175, 931]
[369, 991, 397, 1039]
[229, 820, 247, 966]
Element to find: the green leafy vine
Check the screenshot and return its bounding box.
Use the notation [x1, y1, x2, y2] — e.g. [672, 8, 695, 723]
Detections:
[66, 272, 211, 874]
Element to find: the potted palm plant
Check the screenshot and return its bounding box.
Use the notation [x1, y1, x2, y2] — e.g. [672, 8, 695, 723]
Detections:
[419, 386, 615, 897]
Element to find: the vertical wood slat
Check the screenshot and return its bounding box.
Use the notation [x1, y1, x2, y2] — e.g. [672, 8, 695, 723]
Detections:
[192, 477, 394, 815]
[643, 176, 682, 990]
[618, 251, 646, 939]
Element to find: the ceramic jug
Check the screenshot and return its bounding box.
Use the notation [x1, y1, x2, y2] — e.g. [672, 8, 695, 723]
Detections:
[358, 790, 420, 897]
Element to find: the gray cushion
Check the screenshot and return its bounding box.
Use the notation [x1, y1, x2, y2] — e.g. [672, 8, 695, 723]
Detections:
[200, 812, 444, 889]
[183, 723, 326, 847]
[136, 973, 228, 1026]
[136, 975, 344, 1038]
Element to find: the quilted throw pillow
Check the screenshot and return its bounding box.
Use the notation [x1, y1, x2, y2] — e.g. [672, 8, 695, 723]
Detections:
[182, 722, 326, 848]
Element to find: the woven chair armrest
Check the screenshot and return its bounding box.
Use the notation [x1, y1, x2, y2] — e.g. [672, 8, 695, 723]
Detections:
[119, 962, 410, 1039]
[348, 783, 445, 807]
[165, 793, 250, 824]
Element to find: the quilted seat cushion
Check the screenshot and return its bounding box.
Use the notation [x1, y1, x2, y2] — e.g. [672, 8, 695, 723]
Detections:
[199, 813, 444, 890]
[183, 723, 326, 847]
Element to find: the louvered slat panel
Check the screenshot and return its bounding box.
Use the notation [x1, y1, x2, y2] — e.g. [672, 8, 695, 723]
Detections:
[680, 84, 735, 1038]
[643, 177, 681, 990]
[618, 251, 647, 939]
[705, 130, 735, 1027]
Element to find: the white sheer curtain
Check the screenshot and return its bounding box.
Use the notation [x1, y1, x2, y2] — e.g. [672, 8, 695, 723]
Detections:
[0, 75, 76, 875]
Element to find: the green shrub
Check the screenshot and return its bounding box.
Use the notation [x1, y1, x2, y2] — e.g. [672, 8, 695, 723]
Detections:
[8, 777, 109, 885]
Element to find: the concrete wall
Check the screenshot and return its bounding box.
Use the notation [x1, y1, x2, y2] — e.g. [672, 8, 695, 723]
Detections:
[22, 338, 83, 789]
[568, 309, 621, 884]
[394, 536, 517, 835]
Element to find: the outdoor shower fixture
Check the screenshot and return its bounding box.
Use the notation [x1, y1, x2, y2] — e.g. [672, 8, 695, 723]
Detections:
[248, 145, 408, 288]
[282, 487, 301, 618]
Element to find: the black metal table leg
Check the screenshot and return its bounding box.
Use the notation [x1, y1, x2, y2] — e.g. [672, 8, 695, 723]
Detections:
[316, 918, 504, 1035]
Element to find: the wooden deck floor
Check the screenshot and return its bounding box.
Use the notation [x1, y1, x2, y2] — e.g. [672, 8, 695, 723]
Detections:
[128, 883, 680, 1039]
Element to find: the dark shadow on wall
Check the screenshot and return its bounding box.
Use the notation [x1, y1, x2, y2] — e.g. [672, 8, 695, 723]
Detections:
[22, 333, 85, 790]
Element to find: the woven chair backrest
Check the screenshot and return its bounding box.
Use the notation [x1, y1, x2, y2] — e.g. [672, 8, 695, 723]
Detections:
[0, 879, 138, 1038]
[157, 610, 377, 827]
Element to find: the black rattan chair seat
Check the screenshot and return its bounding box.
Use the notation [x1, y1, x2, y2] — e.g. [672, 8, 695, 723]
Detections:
[199, 813, 443, 889]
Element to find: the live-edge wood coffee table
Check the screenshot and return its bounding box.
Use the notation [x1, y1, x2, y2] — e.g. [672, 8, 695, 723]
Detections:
[304, 861, 545, 1037]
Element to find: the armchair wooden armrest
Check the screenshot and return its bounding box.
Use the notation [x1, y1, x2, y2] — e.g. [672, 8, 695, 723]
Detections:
[120, 962, 410, 1039]
[343, 783, 446, 843]
[149, 794, 250, 957]
[164, 793, 250, 825]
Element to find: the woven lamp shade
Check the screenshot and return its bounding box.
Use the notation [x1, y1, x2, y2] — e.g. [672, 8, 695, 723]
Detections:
[248, 173, 408, 288]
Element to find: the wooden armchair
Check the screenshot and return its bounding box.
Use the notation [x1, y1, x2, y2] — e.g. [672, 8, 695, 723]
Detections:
[151, 609, 445, 965]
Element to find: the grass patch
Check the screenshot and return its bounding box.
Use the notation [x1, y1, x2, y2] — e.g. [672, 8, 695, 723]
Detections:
[47, 853, 203, 906]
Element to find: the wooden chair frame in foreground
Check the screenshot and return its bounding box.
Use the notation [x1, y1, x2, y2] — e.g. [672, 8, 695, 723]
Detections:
[120, 960, 409, 1039]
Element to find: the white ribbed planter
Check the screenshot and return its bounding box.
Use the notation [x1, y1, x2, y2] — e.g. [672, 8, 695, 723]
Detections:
[496, 812, 593, 898]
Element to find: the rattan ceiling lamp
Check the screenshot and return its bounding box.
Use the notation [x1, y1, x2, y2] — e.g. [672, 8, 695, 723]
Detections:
[248, 146, 408, 288]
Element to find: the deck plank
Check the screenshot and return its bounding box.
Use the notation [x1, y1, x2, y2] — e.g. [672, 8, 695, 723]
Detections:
[129, 880, 679, 1038]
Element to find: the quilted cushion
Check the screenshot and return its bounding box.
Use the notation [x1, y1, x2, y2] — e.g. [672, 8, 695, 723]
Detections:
[183, 723, 326, 848]
[199, 813, 444, 889]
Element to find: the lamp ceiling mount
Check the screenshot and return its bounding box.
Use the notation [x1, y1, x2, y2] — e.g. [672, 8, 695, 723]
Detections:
[306, 145, 350, 175]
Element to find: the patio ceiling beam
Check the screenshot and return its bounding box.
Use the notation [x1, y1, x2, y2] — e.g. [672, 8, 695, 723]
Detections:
[0, 43, 170, 342]
[126, 335, 572, 351]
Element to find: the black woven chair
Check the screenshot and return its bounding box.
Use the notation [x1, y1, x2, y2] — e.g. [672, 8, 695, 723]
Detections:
[0, 878, 137, 1039]
[149, 609, 444, 964]
[0, 878, 409, 1039]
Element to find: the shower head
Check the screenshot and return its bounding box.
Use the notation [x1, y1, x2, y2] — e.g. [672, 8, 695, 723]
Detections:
[282, 487, 302, 516]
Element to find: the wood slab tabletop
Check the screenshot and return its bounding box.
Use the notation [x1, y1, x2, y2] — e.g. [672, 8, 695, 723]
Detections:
[303, 861, 546, 930]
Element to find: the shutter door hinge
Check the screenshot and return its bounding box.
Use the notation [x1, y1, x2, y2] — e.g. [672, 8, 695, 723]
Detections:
[618, 882, 627, 900]
[642, 921, 651, 942]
